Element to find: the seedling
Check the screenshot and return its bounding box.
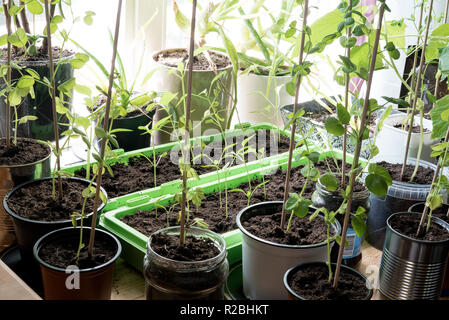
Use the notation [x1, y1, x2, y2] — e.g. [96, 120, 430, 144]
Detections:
[229, 180, 270, 207]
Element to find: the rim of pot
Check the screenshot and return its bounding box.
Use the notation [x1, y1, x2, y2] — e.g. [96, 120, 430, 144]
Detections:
[408, 202, 449, 213]
[33, 226, 122, 273]
[387, 211, 449, 245]
[236, 201, 342, 249]
[377, 113, 433, 134]
[151, 48, 232, 72]
[3, 176, 108, 225]
[147, 226, 227, 267]
[0, 137, 51, 169]
[316, 173, 369, 198]
[0, 51, 76, 66]
[283, 261, 374, 300]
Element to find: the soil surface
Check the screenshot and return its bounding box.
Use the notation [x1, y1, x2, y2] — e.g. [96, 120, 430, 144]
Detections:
[74, 131, 291, 198]
[92, 94, 154, 119]
[390, 214, 449, 241]
[376, 161, 434, 185]
[287, 263, 370, 300]
[121, 159, 352, 238]
[0, 138, 49, 166]
[150, 232, 220, 261]
[393, 123, 428, 133]
[39, 235, 116, 269]
[155, 49, 231, 70]
[6, 179, 96, 222]
[0, 47, 73, 63]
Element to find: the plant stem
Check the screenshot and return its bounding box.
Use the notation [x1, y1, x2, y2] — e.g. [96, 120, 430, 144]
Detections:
[87, 0, 122, 258]
[41, 2, 55, 53]
[333, 3, 385, 290]
[341, 0, 353, 189]
[179, 0, 197, 246]
[405, 1, 424, 131]
[44, 0, 63, 200]
[400, 0, 434, 181]
[281, 0, 309, 230]
[3, 0, 12, 149]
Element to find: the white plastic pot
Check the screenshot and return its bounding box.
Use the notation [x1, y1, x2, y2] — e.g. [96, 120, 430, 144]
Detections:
[375, 113, 436, 164]
[236, 201, 341, 300]
[231, 73, 293, 128]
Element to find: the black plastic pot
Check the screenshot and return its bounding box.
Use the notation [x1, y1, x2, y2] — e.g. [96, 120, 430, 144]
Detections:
[312, 175, 370, 267]
[33, 226, 121, 300]
[0, 54, 75, 141]
[283, 262, 373, 300]
[3, 177, 107, 265]
[408, 202, 449, 297]
[366, 159, 437, 250]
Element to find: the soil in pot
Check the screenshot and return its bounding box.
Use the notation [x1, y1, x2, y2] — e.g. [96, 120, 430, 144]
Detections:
[0, 46, 73, 62]
[155, 49, 231, 70]
[393, 123, 429, 133]
[389, 214, 449, 241]
[6, 179, 96, 221]
[121, 159, 351, 236]
[376, 161, 434, 184]
[74, 131, 291, 198]
[287, 263, 370, 300]
[39, 234, 116, 269]
[0, 138, 49, 166]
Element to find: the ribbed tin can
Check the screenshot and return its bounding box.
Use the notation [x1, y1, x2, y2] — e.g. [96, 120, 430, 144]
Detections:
[379, 212, 449, 300]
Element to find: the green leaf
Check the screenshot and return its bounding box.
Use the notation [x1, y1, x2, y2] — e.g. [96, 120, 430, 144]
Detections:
[293, 199, 312, 219]
[320, 173, 339, 191]
[325, 117, 345, 136]
[18, 115, 38, 124]
[285, 81, 296, 96]
[95, 127, 108, 140]
[99, 190, 107, 204]
[426, 23, 449, 62]
[336, 103, 350, 124]
[430, 95, 449, 139]
[366, 174, 388, 197]
[57, 78, 76, 94]
[351, 216, 366, 237]
[172, 0, 190, 32]
[27, 0, 43, 15]
[306, 151, 320, 163]
[439, 46, 449, 80]
[0, 34, 8, 46]
[368, 163, 392, 186]
[17, 75, 35, 88]
[339, 55, 356, 73]
[381, 96, 410, 108]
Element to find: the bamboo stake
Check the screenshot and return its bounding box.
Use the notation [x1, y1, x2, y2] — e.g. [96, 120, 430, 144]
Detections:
[3, 0, 12, 150]
[405, 2, 424, 131]
[179, 0, 197, 246]
[445, 0, 449, 23]
[332, 3, 385, 290]
[87, 0, 122, 257]
[400, 0, 434, 181]
[44, 0, 63, 199]
[433, 0, 449, 104]
[341, 0, 353, 189]
[280, 0, 309, 229]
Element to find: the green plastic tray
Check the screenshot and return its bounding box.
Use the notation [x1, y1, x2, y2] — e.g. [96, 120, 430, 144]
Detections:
[99, 150, 353, 272]
[64, 122, 307, 211]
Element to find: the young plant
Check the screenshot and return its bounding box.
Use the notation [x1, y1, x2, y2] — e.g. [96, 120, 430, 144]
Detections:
[229, 180, 270, 207]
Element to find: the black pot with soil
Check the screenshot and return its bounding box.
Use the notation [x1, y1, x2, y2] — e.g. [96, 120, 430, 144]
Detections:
[366, 159, 437, 250]
[0, 138, 51, 252]
[312, 174, 370, 267]
[284, 261, 373, 300]
[0, 49, 75, 141]
[3, 177, 108, 265]
[33, 226, 121, 300]
[143, 226, 229, 300]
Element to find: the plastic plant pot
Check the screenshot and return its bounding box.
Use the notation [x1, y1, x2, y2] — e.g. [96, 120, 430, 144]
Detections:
[0, 138, 51, 252]
[283, 262, 373, 300]
[236, 201, 341, 300]
[378, 212, 449, 300]
[33, 226, 121, 300]
[375, 113, 436, 164]
[408, 202, 449, 297]
[150, 48, 233, 144]
[366, 158, 442, 250]
[0, 55, 75, 141]
[3, 177, 108, 265]
[143, 226, 229, 300]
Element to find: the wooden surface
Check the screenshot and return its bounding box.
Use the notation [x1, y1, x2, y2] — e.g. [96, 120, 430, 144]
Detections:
[0, 260, 41, 300]
[110, 241, 385, 300]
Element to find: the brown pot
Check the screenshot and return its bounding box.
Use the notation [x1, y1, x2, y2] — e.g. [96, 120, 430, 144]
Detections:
[33, 227, 121, 300]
